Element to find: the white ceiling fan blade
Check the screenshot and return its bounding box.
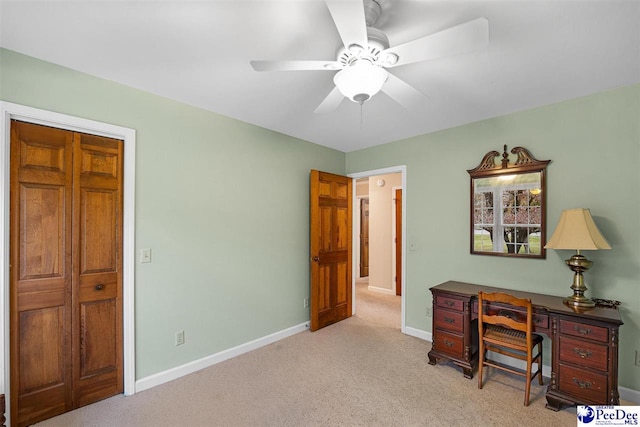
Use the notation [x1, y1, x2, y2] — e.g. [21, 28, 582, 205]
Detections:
[251, 60, 341, 71]
[381, 72, 427, 111]
[315, 86, 345, 114]
[383, 17, 489, 68]
[325, 0, 368, 51]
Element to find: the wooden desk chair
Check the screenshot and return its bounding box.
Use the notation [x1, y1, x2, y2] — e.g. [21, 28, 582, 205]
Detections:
[477, 291, 544, 406]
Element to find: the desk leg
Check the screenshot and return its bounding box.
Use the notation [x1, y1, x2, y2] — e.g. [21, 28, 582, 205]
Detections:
[427, 352, 438, 365]
[462, 366, 474, 379]
[545, 389, 578, 412]
[545, 394, 563, 412]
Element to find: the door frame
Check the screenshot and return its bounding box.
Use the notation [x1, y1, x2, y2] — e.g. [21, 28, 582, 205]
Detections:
[392, 185, 402, 296]
[354, 195, 368, 280]
[348, 166, 406, 333]
[0, 102, 136, 422]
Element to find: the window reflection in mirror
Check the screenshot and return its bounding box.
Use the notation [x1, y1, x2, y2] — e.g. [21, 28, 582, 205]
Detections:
[468, 146, 550, 259]
[473, 172, 542, 255]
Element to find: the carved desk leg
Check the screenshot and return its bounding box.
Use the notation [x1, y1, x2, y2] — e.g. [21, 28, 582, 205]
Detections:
[462, 299, 476, 379]
[428, 297, 439, 366]
[462, 366, 474, 379]
[428, 352, 439, 365]
[545, 394, 563, 412]
[545, 316, 560, 410]
[610, 328, 620, 405]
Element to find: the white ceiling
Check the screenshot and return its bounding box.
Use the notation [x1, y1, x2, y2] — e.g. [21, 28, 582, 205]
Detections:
[1, 1, 638, 153]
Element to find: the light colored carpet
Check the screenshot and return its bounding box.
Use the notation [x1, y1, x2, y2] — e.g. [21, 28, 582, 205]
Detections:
[36, 282, 584, 426]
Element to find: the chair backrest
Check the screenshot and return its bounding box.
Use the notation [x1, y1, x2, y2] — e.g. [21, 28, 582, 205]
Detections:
[478, 291, 533, 336]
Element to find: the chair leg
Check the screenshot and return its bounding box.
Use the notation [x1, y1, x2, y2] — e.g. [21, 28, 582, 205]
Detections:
[524, 358, 532, 406]
[478, 341, 484, 390]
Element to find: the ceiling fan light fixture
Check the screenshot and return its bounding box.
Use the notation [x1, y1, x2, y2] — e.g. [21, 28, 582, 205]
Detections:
[333, 60, 388, 104]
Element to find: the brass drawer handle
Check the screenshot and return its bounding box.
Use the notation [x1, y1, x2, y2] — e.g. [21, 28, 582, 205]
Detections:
[95, 284, 105, 291]
[573, 348, 593, 359]
[572, 378, 592, 389]
[443, 317, 455, 324]
[443, 339, 455, 347]
[574, 325, 592, 336]
[445, 301, 454, 307]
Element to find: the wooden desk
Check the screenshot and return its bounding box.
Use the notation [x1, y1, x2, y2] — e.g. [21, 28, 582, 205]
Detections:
[427, 281, 623, 411]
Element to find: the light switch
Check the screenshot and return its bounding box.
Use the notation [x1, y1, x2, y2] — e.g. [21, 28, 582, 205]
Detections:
[140, 248, 151, 263]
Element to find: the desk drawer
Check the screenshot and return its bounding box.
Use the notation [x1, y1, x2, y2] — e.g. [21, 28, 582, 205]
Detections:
[436, 295, 464, 311]
[433, 330, 464, 358]
[560, 319, 608, 343]
[558, 363, 608, 404]
[559, 336, 608, 372]
[435, 309, 464, 333]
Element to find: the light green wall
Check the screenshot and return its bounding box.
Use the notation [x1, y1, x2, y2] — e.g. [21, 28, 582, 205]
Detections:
[346, 84, 640, 391]
[0, 48, 345, 378]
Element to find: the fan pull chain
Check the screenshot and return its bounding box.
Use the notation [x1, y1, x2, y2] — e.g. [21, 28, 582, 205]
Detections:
[360, 102, 363, 130]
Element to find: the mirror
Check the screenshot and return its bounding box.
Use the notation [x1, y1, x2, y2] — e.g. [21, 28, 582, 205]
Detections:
[468, 146, 550, 258]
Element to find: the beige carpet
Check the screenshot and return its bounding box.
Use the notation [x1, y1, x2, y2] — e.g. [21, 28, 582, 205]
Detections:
[36, 282, 584, 427]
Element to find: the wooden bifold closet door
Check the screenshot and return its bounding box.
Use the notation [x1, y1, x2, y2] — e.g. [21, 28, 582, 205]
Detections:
[10, 120, 123, 426]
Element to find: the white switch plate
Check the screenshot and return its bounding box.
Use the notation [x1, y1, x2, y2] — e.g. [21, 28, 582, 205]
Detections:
[140, 248, 151, 263]
[175, 330, 185, 346]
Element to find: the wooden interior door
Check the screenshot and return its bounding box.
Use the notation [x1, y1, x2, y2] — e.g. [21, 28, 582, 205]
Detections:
[359, 198, 369, 277]
[72, 133, 123, 407]
[395, 189, 402, 296]
[310, 170, 352, 332]
[10, 121, 123, 426]
[10, 121, 74, 425]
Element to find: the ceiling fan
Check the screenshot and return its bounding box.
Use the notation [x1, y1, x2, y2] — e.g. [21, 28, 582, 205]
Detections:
[250, 0, 489, 113]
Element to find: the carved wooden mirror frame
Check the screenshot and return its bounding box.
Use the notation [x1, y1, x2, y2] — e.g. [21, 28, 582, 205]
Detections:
[468, 145, 551, 258]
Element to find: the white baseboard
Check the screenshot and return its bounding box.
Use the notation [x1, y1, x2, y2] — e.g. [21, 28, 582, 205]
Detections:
[403, 327, 639, 403]
[403, 326, 431, 342]
[135, 322, 309, 393]
[620, 386, 640, 404]
[367, 285, 395, 295]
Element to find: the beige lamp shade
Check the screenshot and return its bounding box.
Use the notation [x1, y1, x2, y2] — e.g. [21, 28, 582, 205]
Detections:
[545, 208, 611, 250]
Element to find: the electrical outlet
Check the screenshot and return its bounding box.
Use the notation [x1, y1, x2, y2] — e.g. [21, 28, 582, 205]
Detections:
[175, 330, 185, 346]
[303, 298, 309, 309]
[425, 306, 432, 317]
[636, 350, 640, 367]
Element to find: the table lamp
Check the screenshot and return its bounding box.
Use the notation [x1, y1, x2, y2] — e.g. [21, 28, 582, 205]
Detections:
[544, 208, 611, 308]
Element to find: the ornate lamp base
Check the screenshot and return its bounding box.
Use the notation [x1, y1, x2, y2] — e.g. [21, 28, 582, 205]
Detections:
[563, 253, 596, 309]
[563, 294, 596, 308]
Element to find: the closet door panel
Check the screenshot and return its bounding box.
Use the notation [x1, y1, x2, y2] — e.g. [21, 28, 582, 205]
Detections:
[10, 121, 73, 427]
[81, 189, 117, 273]
[72, 133, 123, 408]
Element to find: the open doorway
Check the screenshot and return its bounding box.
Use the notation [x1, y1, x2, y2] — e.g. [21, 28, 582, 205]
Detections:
[350, 166, 406, 332]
